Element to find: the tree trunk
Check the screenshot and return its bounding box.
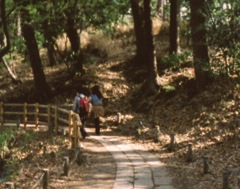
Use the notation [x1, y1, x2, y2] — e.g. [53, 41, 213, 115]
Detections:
[66, 17, 80, 53]
[144, 0, 161, 94]
[65, 0, 84, 74]
[42, 19, 56, 67]
[20, 9, 51, 102]
[0, 30, 4, 47]
[0, 0, 10, 58]
[156, 0, 165, 20]
[169, 0, 180, 54]
[190, 0, 211, 88]
[130, 0, 147, 68]
[16, 12, 21, 36]
[47, 43, 55, 67]
[2, 57, 20, 83]
[0, 0, 21, 84]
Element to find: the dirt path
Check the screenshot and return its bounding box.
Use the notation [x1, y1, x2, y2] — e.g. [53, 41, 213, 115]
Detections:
[64, 127, 175, 189]
[50, 134, 116, 189]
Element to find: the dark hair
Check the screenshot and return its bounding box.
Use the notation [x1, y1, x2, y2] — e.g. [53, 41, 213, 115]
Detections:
[91, 85, 103, 99]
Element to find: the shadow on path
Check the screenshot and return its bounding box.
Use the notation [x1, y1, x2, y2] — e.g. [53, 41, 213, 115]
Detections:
[79, 128, 175, 189]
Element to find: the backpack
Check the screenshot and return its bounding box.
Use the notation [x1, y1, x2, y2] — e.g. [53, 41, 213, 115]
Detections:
[79, 97, 89, 114]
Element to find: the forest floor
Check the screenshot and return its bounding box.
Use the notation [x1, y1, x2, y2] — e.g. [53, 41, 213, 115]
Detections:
[1, 25, 240, 188]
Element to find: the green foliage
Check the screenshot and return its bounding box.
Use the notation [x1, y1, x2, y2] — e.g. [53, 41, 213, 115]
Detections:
[0, 129, 38, 157]
[22, 132, 35, 143]
[11, 37, 26, 54]
[161, 51, 192, 71]
[210, 42, 240, 77]
[3, 0, 131, 64]
[179, 2, 191, 39]
[0, 130, 14, 158]
[35, 31, 44, 47]
[163, 3, 170, 21]
[207, 1, 240, 77]
[79, 0, 130, 34]
[0, 130, 14, 147]
[162, 85, 176, 93]
[0, 129, 40, 180]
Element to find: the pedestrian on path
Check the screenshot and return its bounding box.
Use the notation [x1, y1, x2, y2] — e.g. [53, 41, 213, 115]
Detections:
[79, 93, 89, 139]
[90, 85, 104, 135]
[73, 92, 88, 139]
[73, 92, 80, 114]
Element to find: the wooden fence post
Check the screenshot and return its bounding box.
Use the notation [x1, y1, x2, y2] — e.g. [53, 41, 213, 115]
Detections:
[168, 133, 175, 151]
[5, 182, 15, 189]
[154, 126, 161, 143]
[63, 157, 70, 176]
[69, 111, 73, 137]
[47, 105, 51, 132]
[71, 136, 75, 149]
[35, 103, 39, 129]
[0, 102, 3, 126]
[74, 120, 78, 149]
[222, 171, 229, 189]
[43, 168, 49, 189]
[117, 112, 122, 126]
[203, 156, 209, 174]
[23, 103, 27, 128]
[61, 128, 66, 136]
[186, 143, 193, 162]
[71, 114, 81, 149]
[16, 118, 20, 130]
[43, 146, 47, 155]
[54, 106, 58, 133]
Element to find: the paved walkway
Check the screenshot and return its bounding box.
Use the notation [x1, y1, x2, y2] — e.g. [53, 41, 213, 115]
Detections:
[87, 132, 175, 189]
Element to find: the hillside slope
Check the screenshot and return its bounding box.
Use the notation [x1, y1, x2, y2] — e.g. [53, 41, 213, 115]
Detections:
[85, 52, 240, 189]
[1, 28, 240, 188]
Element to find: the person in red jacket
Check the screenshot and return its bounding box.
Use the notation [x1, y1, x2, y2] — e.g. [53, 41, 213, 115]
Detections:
[79, 94, 89, 139]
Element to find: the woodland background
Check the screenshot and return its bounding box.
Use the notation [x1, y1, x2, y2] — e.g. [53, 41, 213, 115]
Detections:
[1, 0, 240, 188]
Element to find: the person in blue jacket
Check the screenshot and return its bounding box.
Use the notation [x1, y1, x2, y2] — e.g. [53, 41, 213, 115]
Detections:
[73, 92, 80, 114]
[90, 85, 104, 135]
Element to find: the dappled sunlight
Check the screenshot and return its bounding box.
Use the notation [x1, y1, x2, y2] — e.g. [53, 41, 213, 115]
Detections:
[158, 67, 195, 86]
[103, 114, 135, 124]
[1, 7, 240, 188]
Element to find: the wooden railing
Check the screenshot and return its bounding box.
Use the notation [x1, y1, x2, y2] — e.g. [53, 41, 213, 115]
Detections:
[0, 103, 81, 148]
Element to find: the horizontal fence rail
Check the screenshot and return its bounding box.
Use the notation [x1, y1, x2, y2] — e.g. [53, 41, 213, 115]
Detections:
[0, 103, 82, 148]
[1, 103, 82, 189]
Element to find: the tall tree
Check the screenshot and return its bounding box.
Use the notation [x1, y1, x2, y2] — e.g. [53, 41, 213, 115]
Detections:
[130, 0, 147, 68]
[156, 0, 166, 20]
[0, 0, 19, 83]
[65, 0, 84, 74]
[0, 27, 4, 47]
[169, 0, 180, 54]
[130, 0, 161, 94]
[144, 0, 161, 94]
[0, 0, 10, 58]
[19, 2, 51, 102]
[190, 0, 211, 88]
[41, 2, 57, 67]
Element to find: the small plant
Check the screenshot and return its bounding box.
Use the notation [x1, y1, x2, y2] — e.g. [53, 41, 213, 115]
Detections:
[0, 130, 15, 159]
[162, 85, 176, 93]
[161, 51, 192, 71]
[11, 36, 26, 55]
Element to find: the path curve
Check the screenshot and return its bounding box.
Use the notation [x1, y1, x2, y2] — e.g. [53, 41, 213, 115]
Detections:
[88, 132, 175, 189]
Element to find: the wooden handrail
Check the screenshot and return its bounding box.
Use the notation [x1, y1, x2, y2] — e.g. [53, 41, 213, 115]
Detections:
[0, 103, 82, 143]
